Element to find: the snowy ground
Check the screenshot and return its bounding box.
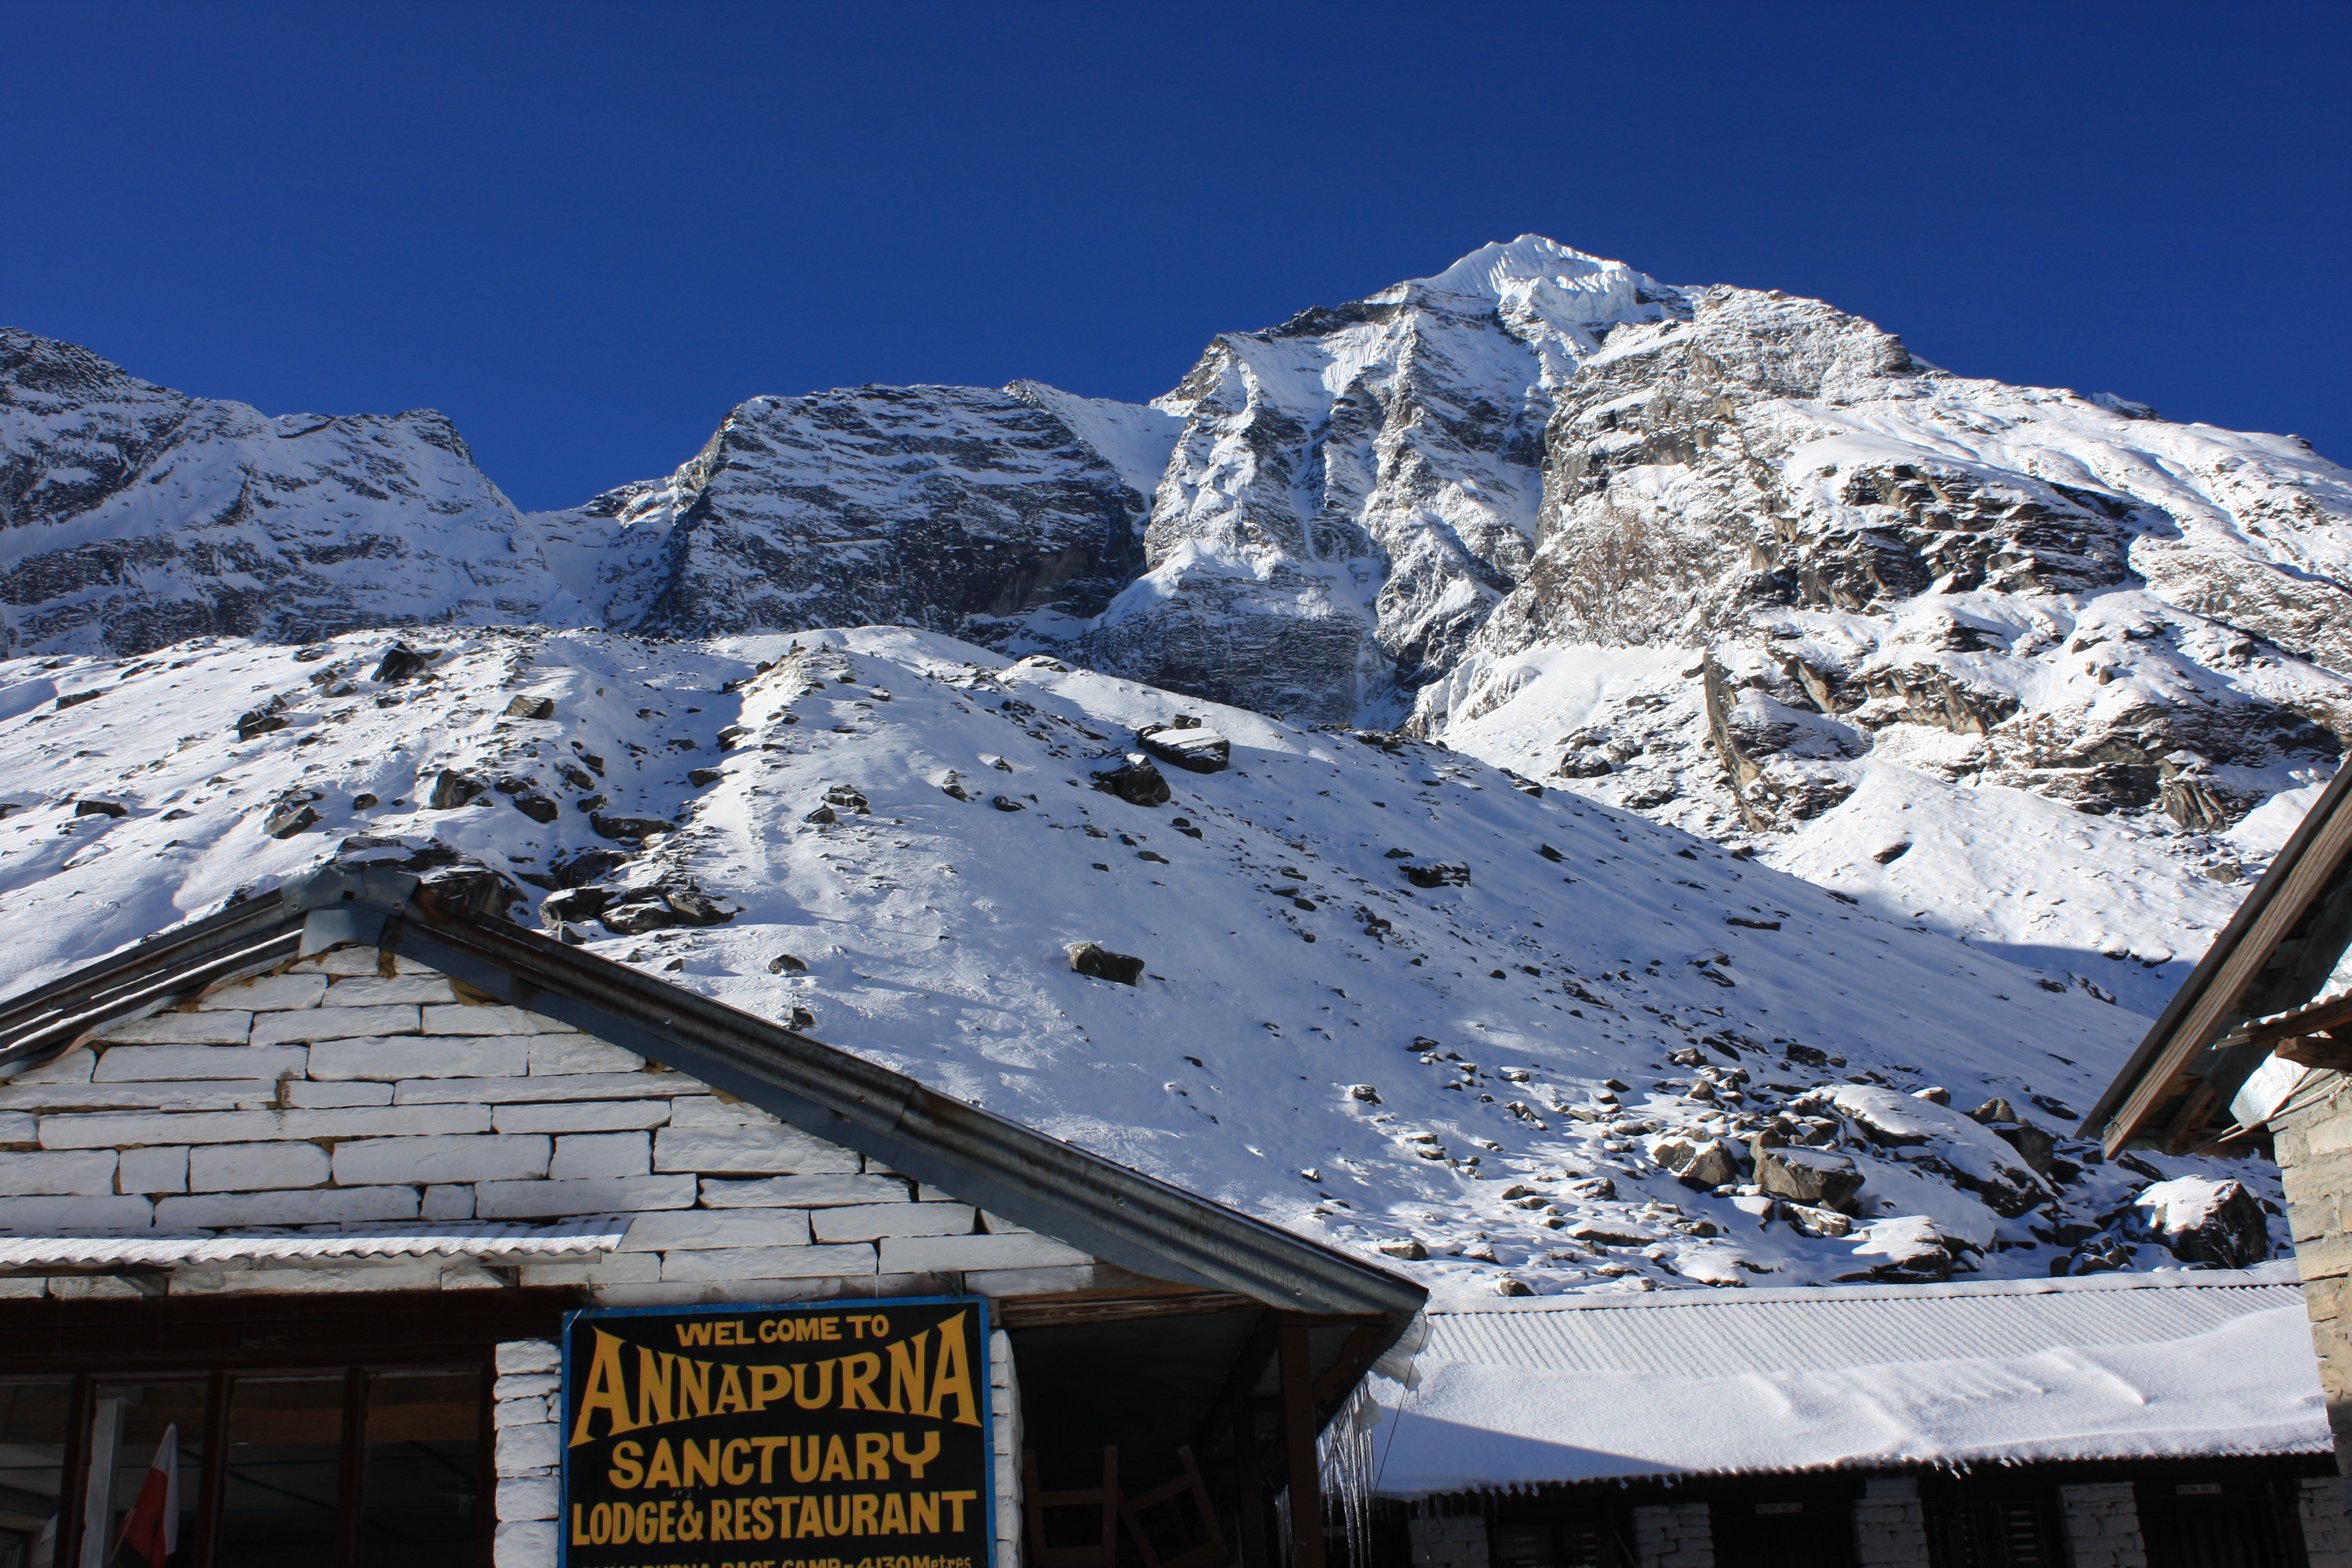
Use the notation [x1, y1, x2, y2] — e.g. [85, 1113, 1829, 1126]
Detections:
[0, 626, 2281, 1301]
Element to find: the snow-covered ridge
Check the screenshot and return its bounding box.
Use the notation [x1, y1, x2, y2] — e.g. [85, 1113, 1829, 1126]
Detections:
[0, 624, 2280, 1299]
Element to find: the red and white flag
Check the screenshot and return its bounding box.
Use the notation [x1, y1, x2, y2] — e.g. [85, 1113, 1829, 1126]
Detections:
[116, 1422, 177, 1568]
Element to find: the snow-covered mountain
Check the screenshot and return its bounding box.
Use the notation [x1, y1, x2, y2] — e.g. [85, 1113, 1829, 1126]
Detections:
[0, 626, 2277, 1299]
[0, 328, 577, 652]
[2, 235, 2347, 1289]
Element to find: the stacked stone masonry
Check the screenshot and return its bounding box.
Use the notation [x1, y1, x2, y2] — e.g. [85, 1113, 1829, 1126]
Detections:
[1631, 1501, 1711, 1568]
[2057, 1482, 2146, 1568]
[0, 944, 1097, 1304]
[2276, 1097, 2352, 1465]
[1405, 1512, 1489, 1568]
[2303, 1477, 2352, 1568]
[1852, 1476, 1926, 1566]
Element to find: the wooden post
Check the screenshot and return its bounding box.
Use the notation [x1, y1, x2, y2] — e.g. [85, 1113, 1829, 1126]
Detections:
[193, 1369, 230, 1568]
[1278, 1323, 1324, 1568]
[1231, 1401, 1268, 1568]
[334, 1365, 370, 1568]
[54, 1372, 93, 1568]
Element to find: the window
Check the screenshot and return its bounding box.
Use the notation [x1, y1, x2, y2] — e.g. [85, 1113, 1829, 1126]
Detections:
[10, 1367, 485, 1568]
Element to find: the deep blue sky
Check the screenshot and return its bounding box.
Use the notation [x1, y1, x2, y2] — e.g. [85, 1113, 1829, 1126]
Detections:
[8, 3, 2347, 511]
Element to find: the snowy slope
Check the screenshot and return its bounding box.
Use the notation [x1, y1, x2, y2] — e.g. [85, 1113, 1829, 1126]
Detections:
[0, 328, 573, 654]
[0, 626, 2278, 1301]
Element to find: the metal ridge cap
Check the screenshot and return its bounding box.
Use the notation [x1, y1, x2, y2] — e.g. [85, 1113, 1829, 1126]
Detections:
[397, 898, 1427, 1322]
[0, 886, 294, 1043]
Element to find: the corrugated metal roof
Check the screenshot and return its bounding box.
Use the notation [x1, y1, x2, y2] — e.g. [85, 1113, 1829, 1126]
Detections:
[1374, 1265, 2327, 1494]
[0, 1217, 629, 1269]
[1423, 1266, 2299, 1378]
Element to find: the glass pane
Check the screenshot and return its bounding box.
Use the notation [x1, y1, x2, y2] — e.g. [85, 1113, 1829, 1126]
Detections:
[89, 1382, 207, 1568]
[0, 1382, 71, 1567]
[218, 1376, 345, 1566]
[356, 1371, 481, 1567]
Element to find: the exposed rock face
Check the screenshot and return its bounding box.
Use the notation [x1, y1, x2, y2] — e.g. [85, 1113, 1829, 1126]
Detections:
[1083, 238, 1687, 720]
[0, 328, 567, 655]
[533, 384, 1167, 648]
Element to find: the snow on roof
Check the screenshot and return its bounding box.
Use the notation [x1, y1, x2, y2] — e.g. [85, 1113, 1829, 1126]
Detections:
[0, 1217, 630, 1269]
[1372, 1264, 2325, 1494]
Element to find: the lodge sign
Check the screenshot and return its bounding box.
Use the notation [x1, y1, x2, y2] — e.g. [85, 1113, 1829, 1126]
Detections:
[561, 1297, 993, 1568]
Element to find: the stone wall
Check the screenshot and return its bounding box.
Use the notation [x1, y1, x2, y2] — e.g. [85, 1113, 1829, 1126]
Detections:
[2056, 1481, 2145, 1568]
[1631, 1501, 1710, 1568]
[1405, 1511, 1488, 1568]
[1851, 1476, 1926, 1566]
[2276, 1094, 2352, 1471]
[0, 941, 1096, 1302]
[2303, 1476, 2352, 1568]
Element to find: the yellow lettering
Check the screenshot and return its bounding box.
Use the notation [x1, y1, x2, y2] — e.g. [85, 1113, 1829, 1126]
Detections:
[823, 1496, 851, 1536]
[852, 1494, 880, 1536]
[717, 1363, 750, 1415]
[798, 1497, 827, 1538]
[751, 1364, 789, 1410]
[644, 1438, 681, 1489]
[571, 1504, 590, 1546]
[752, 1436, 789, 1484]
[839, 1352, 884, 1411]
[942, 1490, 978, 1532]
[677, 1321, 714, 1348]
[635, 1501, 657, 1543]
[881, 1493, 908, 1535]
[713, 1498, 734, 1542]
[820, 1434, 852, 1483]
[722, 1437, 754, 1486]
[855, 1432, 890, 1480]
[671, 1353, 713, 1419]
[753, 1497, 775, 1541]
[794, 1359, 835, 1410]
[608, 1440, 645, 1489]
[659, 1498, 677, 1543]
[760, 1319, 779, 1344]
[678, 1498, 702, 1542]
[683, 1439, 721, 1488]
[926, 1313, 980, 1426]
[636, 1346, 674, 1429]
[821, 1318, 841, 1341]
[910, 1492, 939, 1534]
[884, 1331, 927, 1414]
[791, 1434, 822, 1485]
[892, 1432, 941, 1478]
[569, 1329, 638, 1446]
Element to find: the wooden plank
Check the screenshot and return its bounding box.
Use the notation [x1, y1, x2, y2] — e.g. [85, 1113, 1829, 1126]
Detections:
[2104, 796, 2352, 1152]
[2278, 1033, 2352, 1071]
[995, 1287, 1258, 1330]
[1278, 1324, 1324, 1568]
[2254, 996, 2352, 1048]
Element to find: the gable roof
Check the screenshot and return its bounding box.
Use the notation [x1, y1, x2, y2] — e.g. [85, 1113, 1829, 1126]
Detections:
[0, 863, 1425, 1329]
[2083, 760, 2352, 1153]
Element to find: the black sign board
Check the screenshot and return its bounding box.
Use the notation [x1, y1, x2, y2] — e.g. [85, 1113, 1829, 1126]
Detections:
[561, 1296, 993, 1568]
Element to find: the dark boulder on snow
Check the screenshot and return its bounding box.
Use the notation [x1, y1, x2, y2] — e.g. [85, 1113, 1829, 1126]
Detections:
[1091, 753, 1171, 806]
[592, 812, 674, 840]
[504, 694, 555, 719]
[1751, 1136, 1864, 1212]
[540, 886, 611, 930]
[1067, 941, 1146, 985]
[1137, 724, 1230, 773]
[428, 770, 488, 810]
[371, 644, 431, 684]
[2134, 1177, 2271, 1269]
